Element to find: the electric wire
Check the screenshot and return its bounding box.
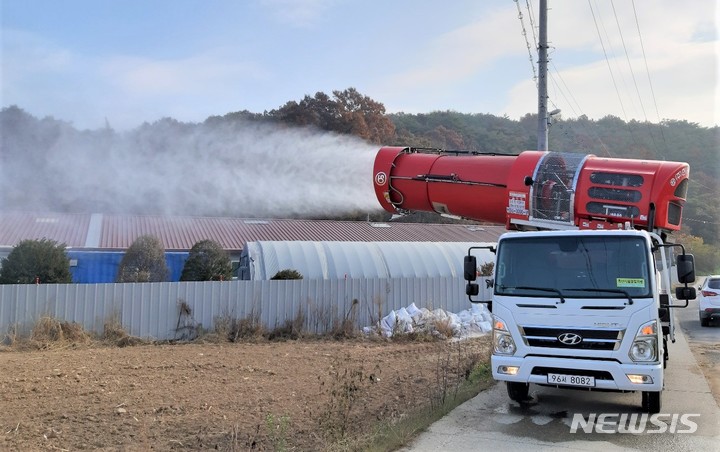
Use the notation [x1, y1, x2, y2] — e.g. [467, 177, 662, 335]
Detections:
[631, 0, 671, 156]
[610, 0, 663, 158]
[548, 66, 613, 157]
[588, 0, 644, 151]
[525, 0, 539, 51]
[515, 0, 539, 84]
[589, 0, 630, 121]
[611, 0, 650, 124]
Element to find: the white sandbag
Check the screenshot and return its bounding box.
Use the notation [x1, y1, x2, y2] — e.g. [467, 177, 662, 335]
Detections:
[447, 312, 462, 334]
[406, 302, 422, 318]
[478, 321, 492, 333]
[457, 308, 474, 324]
[395, 307, 414, 333]
[430, 308, 449, 322]
[396, 307, 412, 324]
[380, 310, 397, 337]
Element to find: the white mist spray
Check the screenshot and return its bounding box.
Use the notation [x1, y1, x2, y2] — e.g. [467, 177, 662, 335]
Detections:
[12, 119, 382, 217]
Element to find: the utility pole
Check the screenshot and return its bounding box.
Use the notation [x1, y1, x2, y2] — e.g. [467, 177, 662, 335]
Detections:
[537, 0, 549, 151]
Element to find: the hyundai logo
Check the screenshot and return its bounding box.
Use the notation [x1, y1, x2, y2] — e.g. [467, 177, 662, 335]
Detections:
[558, 332, 583, 345]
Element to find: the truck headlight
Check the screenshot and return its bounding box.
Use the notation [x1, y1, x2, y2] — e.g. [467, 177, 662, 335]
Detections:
[628, 320, 657, 362]
[493, 315, 516, 355]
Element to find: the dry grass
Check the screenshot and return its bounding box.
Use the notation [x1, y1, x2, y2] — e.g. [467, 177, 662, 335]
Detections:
[12, 316, 93, 350]
[209, 310, 267, 343]
[32, 317, 90, 343]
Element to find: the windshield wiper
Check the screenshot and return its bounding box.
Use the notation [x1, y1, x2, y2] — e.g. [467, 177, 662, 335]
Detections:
[561, 288, 634, 305]
[500, 286, 566, 304]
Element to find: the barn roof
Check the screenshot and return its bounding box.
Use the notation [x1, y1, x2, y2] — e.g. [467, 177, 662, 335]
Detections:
[0, 211, 505, 251]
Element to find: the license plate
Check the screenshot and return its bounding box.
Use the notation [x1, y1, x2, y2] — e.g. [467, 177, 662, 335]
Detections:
[547, 373, 595, 387]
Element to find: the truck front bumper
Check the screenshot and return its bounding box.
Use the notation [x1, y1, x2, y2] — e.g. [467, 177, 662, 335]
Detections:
[492, 355, 663, 392]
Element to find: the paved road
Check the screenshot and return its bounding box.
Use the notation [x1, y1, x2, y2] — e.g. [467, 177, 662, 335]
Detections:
[674, 284, 720, 406]
[403, 301, 720, 451]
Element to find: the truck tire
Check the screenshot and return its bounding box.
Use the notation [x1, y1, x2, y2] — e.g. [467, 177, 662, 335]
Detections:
[700, 316, 709, 327]
[642, 391, 661, 413]
[507, 382, 530, 402]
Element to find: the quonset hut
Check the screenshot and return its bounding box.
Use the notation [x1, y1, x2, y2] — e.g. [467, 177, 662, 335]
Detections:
[238, 241, 496, 280]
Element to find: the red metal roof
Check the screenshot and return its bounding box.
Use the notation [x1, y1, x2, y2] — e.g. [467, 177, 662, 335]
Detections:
[0, 212, 504, 251]
[0, 212, 90, 248]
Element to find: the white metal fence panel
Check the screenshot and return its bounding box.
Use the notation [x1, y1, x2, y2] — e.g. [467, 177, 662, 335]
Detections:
[0, 277, 473, 341]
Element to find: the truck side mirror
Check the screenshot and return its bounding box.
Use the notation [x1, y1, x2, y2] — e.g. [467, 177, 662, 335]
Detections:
[464, 255, 477, 281]
[676, 254, 695, 284]
[675, 286, 696, 301]
[466, 283, 479, 296]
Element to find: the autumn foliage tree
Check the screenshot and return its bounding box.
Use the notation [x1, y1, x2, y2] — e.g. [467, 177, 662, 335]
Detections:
[0, 238, 72, 284]
[180, 239, 233, 281]
[270, 88, 395, 143]
[116, 235, 169, 282]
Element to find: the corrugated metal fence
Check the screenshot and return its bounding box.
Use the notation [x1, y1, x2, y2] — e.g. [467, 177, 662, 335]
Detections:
[0, 277, 484, 341]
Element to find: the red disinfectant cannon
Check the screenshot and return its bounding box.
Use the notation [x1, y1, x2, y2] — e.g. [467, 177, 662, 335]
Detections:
[373, 146, 690, 235]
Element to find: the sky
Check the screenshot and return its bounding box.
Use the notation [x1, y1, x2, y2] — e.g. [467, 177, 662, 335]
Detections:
[1, 0, 718, 131]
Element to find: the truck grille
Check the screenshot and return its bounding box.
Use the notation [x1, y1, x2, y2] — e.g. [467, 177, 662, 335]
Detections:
[520, 326, 624, 351]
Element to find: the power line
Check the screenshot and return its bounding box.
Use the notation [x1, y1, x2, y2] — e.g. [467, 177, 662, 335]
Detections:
[547, 64, 613, 156]
[588, 1, 624, 118]
[610, 0, 662, 152]
[524, 0, 539, 50]
[515, 0, 538, 84]
[631, 0, 671, 157]
[588, 0, 645, 151]
[611, 0, 650, 124]
[683, 217, 720, 226]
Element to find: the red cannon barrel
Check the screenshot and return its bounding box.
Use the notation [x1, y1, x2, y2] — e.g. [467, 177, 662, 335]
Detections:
[373, 146, 689, 233]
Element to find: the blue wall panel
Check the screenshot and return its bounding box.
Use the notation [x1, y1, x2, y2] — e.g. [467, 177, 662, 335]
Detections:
[67, 251, 189, 283]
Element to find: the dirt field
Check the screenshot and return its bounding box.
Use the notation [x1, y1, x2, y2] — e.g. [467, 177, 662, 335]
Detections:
[0, 336, 490, 451]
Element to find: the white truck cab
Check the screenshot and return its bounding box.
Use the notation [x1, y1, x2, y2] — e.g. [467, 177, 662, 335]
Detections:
[465, 228, 696, 413]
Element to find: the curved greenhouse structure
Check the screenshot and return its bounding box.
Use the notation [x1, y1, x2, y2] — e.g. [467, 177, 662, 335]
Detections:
[238, 241, 496, 280]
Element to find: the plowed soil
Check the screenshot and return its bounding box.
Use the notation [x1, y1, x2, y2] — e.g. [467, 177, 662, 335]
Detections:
[0, 337, 490, 451]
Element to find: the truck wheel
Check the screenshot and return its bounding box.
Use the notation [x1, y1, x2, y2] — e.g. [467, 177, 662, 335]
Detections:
[663, 337, 668, 369]
[507, 382, 530, 402]
[641, 391, 661, 413]
[700, 317, 709, 327]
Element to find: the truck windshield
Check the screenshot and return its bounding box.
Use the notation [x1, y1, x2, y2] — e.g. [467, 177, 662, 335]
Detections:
[495, 235, 651, 299]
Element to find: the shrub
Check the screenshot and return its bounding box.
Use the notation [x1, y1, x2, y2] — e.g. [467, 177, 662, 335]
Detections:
[116, 235, 169, 282]
[180, 239, 233, 281]
[271, 269, 303, 280]
[0, 238, 72, 284]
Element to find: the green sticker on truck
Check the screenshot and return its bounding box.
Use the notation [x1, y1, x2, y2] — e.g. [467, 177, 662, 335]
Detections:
[617, 278, 645, 287]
